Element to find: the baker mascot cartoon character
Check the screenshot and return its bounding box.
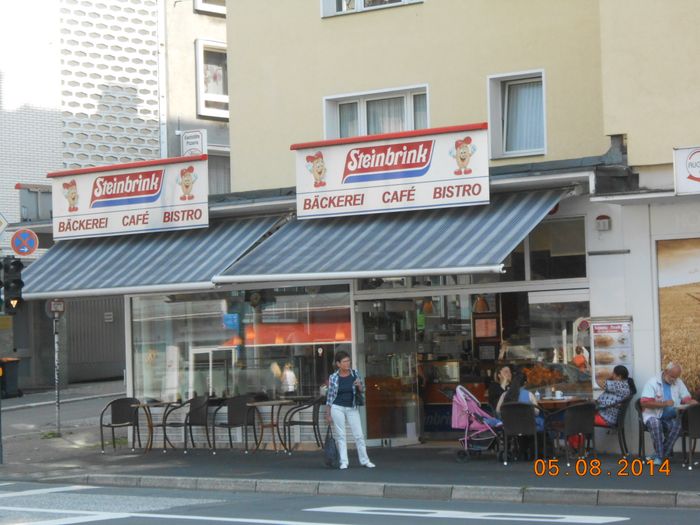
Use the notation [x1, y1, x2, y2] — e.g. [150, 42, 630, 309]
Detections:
[305, 151, 327, 188]
[177, 165, 197, 200]
[62, 179, 79, 212]
[450, 136, 476, 175]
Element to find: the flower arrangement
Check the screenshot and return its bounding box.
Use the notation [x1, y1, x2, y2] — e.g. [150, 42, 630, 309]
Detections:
[523, 365, 564, 387]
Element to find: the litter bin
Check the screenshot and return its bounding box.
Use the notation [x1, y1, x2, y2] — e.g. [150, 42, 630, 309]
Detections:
[0, 357, 22, 398]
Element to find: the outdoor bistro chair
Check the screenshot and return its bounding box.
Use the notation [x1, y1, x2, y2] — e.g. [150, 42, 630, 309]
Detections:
[594, 396, 632, 457]
[282, 395, 325, 453]
[161, 395, 211, 453]
[681, 404, 700, 470]
[546, 402, 597, 466]
[499, 402, 544, 465]
[99, 397, 142, 453]
[635, 398, 652, 458]
[211, 395, 263, 453]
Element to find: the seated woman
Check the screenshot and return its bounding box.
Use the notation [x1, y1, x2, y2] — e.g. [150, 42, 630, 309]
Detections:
[595, 365, 636, 426]
[496, 373, 544, 432]
[487, 365, 512, 412]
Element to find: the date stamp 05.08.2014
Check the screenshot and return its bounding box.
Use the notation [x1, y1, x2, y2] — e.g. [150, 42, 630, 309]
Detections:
[533, 458, 671, 477]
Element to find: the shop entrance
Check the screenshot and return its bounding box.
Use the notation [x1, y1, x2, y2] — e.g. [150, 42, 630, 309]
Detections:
[355, 299, 421, 446]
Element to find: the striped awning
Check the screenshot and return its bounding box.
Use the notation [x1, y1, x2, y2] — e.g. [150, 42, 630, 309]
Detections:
[214, 189, 566, 283]
[23, 216, 280, 299]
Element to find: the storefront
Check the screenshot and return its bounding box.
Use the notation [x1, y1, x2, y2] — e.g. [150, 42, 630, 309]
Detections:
[24, 124, 639, 449]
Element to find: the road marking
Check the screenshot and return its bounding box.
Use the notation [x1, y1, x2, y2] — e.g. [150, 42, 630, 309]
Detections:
[0, 485, 96, 499]
[0, 506, 348, 525]
[306, 506, 630, 524]
[0, 482, 16, 486]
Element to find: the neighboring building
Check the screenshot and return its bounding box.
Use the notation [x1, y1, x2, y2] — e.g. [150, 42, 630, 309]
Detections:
[0, 0, 228, 387]
[19, 0, 700, 454]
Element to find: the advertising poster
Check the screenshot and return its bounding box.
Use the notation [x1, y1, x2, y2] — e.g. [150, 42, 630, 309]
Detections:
[293, 124, 489, 219]
[657, 238, 700, 392]
[590, 319, 633, 389]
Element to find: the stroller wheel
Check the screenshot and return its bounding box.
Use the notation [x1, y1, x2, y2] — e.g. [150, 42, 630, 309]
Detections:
[456, 450, 469, 463]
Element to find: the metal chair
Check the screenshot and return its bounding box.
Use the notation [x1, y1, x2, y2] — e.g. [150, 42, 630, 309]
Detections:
[681, 404, 700, 470]
[162, 395, 211, 453]
[282, 396, 325, 453]
[594, 396, 631, 457]
[99, 397, 142, 453]
[211, 395, 263, 453]
[499, 402, 544, 465]
[547, 402, 596, 466]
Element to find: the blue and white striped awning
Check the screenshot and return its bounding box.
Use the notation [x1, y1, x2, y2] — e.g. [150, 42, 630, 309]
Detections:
[23, 216, 280, 299]
[214, 189, 566, 283]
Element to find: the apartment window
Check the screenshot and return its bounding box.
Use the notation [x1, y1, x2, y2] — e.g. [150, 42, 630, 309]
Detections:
[194, 0, 225, 16]
[326, 88, 427, 139]
[195, 39, 229, 119]
[323, 0, 421, 16]
[488, 71, 545, 158]
[208, 153, 231, 195]
[18, 186, 52, 222]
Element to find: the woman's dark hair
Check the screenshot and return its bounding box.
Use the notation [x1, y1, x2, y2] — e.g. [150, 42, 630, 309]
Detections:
[334, 350, 351, 365]
[503, 373, 523, 403]
[613, 365, 637, 395]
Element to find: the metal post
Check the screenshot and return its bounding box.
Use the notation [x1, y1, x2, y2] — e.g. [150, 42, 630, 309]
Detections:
[0, 378, 4, 464]
[54, 314, 61, 437]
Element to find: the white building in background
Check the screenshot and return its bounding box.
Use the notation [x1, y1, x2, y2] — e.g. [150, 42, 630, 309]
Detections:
[0, 0, 228, 387]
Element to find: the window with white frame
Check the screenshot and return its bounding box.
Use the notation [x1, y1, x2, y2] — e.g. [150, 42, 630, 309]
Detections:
[322, 0, 421, 17]
[488, 71, 545, 158]
[195, 39, 229, 119]
[325, 88, 427, 138]
[194, 0, 226, 16]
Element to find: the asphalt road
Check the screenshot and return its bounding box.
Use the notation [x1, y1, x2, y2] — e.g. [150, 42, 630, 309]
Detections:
[0, 481, 696, 525]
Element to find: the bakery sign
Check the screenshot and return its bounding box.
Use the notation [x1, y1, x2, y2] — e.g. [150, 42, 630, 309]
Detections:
[292, 123, 489, 219]
[673, 146, 700, 195]
[49, 155, 209, 240]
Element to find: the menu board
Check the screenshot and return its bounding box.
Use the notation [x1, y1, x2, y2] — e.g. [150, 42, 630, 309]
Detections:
[590, 319, 634, 389]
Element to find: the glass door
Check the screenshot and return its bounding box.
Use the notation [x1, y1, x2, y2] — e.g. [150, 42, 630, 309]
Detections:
[355, 299, 420, 446]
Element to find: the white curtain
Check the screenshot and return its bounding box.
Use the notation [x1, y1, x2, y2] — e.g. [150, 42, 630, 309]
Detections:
[339, 102, 359, 138]
[505, 80, 543, 152]
[367, 97, 404, 135]
[204, 50, 227, 95]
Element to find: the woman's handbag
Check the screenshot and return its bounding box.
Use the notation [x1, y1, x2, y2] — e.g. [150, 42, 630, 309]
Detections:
[323, 426, 340, 469]
[352, 371, 365, 406]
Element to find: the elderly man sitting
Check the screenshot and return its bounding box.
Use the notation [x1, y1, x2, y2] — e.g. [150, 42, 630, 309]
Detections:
[640, 362, 698, 465]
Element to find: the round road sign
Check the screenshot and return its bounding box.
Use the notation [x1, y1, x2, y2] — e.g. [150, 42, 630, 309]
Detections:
[11, 229, 39, 256]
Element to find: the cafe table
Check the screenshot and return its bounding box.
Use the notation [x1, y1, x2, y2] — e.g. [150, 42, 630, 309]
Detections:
[245, 399, 295, 453]
[131, 400, 182, 453]
[537, 396, 588, 411]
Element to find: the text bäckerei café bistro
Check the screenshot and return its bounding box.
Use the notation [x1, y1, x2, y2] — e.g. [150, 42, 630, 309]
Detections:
[33, 123, 597, 446]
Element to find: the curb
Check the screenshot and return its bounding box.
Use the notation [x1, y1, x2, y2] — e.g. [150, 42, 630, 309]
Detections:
[1, 392, 125, 412]
[39, 474, 700, 509]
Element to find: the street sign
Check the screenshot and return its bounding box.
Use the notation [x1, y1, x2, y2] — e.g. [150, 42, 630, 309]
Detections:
[11, 229, 39, 256]
[45, 298, 66, 319]
[0, 213, 7, 236]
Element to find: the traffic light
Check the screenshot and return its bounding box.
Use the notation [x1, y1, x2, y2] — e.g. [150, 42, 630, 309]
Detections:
[2, 256, 24, 316]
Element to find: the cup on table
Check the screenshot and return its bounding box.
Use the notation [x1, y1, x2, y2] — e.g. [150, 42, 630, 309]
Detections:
[555, 390, 563, 399]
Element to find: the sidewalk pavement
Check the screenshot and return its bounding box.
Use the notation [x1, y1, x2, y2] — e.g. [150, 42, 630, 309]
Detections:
[1, 381, 699, 508]
[1, 379, 125, 411]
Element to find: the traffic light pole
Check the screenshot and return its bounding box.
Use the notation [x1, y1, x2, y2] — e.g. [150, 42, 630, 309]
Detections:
[54, 314, 61, 437]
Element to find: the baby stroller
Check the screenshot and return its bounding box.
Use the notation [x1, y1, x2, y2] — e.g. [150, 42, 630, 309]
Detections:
[451, 384, 503, 461]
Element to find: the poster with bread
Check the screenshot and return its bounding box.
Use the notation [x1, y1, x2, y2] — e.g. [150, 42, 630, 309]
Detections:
[590, 320, 634, 389]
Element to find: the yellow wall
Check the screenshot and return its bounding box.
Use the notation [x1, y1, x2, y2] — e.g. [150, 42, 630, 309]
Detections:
[599, 0, 700, 167]
[227, 0, 608, 192]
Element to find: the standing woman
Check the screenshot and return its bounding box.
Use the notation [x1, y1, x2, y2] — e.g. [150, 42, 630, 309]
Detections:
[325, 350, 375, 469]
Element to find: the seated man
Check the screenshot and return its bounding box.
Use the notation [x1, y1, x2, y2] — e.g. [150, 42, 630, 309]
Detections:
[640, 362, 698, 465]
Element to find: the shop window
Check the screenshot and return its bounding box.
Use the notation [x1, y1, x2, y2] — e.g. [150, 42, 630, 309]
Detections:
[195, 39, 228, 119]
[322, 0, 421, 17]
[194, 0, 225, 16]
[325, 87, 428, 139]
[488, 71, 545, 158]
[131, 284, 351, 403]
[529, 218, 586, 280]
